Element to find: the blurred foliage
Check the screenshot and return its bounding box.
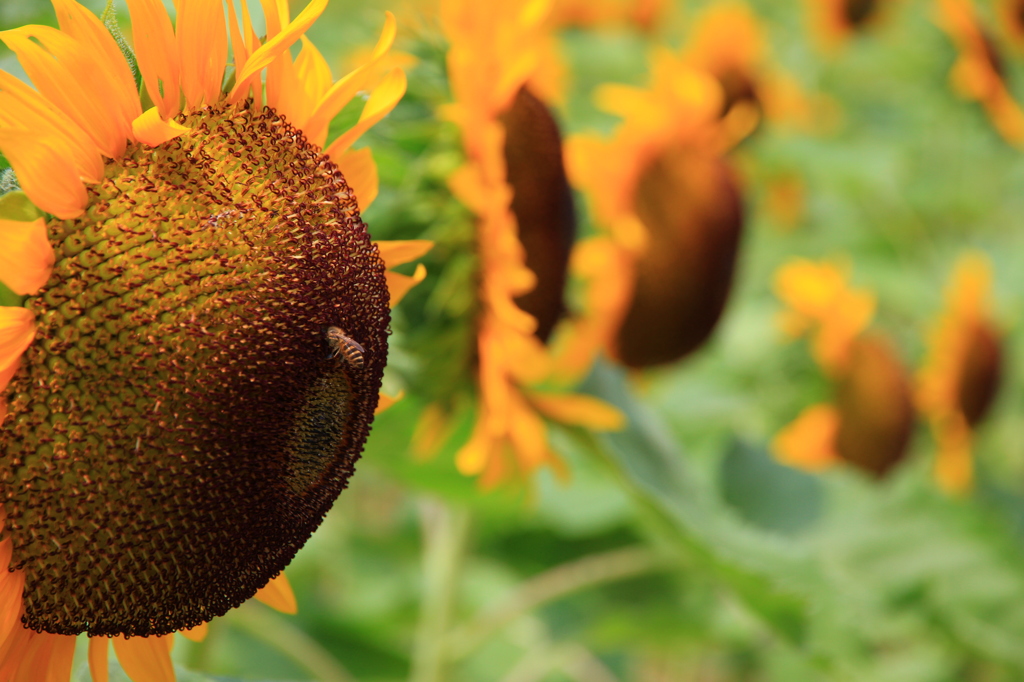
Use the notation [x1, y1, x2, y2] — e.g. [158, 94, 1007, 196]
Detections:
[7, 0, 1024, 680]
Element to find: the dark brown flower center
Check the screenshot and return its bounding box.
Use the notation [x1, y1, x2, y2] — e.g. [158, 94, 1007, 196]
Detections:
[501, 86, 576, 343]
[842, 0, 877, 27]
[834, 336, 914, 477]
[957, 321, 1001, 427]
[617, 145, 743, 368]
[0, 101, 389, 637]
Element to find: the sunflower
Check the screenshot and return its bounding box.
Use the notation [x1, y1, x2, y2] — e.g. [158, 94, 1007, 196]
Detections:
[548, 0, 668, 32]
[918, 253, 1002, 494]
[771, 259, 915, 478]
[809, 0, 886, 49]
[436, 0, 622, 487]
[998, 0, 1024, 50]
[563, 55, 742, 372]
[679, 1, 814, 140]
[0, 0, 422, 677]
[937, 0, 1024, 146]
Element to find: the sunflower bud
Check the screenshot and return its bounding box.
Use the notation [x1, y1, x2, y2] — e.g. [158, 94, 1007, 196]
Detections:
[614, 146, 743, 368]
[501, 87, 577, 343]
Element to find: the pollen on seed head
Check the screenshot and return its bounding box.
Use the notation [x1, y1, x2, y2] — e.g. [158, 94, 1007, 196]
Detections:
[0, 101, 389, 637]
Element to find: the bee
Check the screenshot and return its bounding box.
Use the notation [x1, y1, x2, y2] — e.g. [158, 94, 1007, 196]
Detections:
[326, 326, 365, 369]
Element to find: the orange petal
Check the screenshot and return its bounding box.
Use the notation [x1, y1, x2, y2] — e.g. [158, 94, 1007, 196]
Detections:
[0, 70, 104, 183]
[230, 0, 328, 99]
[254, 572, 297, 614]
[375, 390, 404, 415]
[305, 12, 397, 146]
[0, 130, 88, 219]
[179, 621, 208, 642]
[0, 307, 35, 391]
[111, 635, 175, 682]
[50, 0, 142, 130]
[0, 25, 134, 157]
[375, 240, 434, 268]
[771, 404, 840, 472]
[176, 0, 228, 109]
[333, 147, 378, 211]
[125, 0, 181, 118]
[0, 217, 53, 295]
[43, 634, 76, 682]
[384, 264, 427, 307]
[0, 551, 25, 646]
[88, 637, 110, 682]
[132, 107, 190, 147]
[325, 67, 407, 158]
[527, 392, 625, 431]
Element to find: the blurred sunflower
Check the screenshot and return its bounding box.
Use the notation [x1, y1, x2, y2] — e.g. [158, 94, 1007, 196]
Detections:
[548, 0, 668, 32]
[0, 0, 422, 677]
[937, 0, 1024, 146]
[772, 259, 915, 478]
[679, 1, 814, 140]
[432, 0, 622, 487]
[918, 253, 1003, 495]
[809, 0, 886, 49]
[563, 56, 743, 371]
[998, 0, 1024, 49]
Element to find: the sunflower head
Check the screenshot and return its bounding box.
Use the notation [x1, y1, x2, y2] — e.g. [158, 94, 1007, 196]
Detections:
[918, 253, 1003, 494]
[773, 334, 915, 479]
[0, 0, 409, 642]
[810, 0, 884, 47]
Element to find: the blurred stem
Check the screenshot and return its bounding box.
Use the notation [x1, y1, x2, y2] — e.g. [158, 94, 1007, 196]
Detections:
[231, 602, 356, 682]
[447, 545, 665, 660]
[409, 499, 472, 682]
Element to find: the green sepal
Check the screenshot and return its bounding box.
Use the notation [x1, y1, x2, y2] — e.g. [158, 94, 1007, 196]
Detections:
[101, 0, 142, 90]
[0, 191, 41, 222]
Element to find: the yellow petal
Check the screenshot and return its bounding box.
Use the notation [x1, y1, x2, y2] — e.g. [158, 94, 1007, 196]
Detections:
[179, 621, 208, 642]
[132, 107, 190, 147]
[112, 635, 175, 682]
[375, 240, 434, 268]
[334, 147, 378, 211]
[254, 572, 297, 614]
[384, 264, 427, 307]
[296, 36, 333, 102]
[126, 0, 181, 118]
[527, 392, 625, 431]
[0, 129, 88, 219]
[230, 0, 328, 98]
[375, 390, 404, 415]
[0, 217, 53, 295]
[771, 404, 840, 472]
[177, 0, 228, 108]
[325, 67, 407, 158]
[88, 637, 110, 682]
[51, 0, 142, 129]
[0, 307, 34, 392]
[0, 26, 133, 157]
[0, 70, 104, 183]
[455, 420, 496, 476]
[305, 12, 397, 145]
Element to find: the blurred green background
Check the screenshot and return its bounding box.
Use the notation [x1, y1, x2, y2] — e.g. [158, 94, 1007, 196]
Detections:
[8, 0, 1024, 680]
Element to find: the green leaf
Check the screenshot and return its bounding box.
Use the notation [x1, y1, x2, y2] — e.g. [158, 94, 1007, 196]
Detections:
[0, 191, 40, 222]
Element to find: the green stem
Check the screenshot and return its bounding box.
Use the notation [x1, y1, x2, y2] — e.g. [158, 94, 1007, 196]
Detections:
[409, 499, 472, 682]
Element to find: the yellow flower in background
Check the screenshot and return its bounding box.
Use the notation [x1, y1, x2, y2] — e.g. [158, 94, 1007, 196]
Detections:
[548, 0, 668, 32]
[564, 54, 743, 371]
[998, 0, 1024, 49]
[773, 259, 876, 376]
[772, 260, 915, 478]
[0, 0, 421, 677]
[809, 0, 887, 49]
[918, 253, 1003, 494]
[937, 0, 1024, 146]
[680, 1, 815, 139]
[437, 0, 623, 487]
